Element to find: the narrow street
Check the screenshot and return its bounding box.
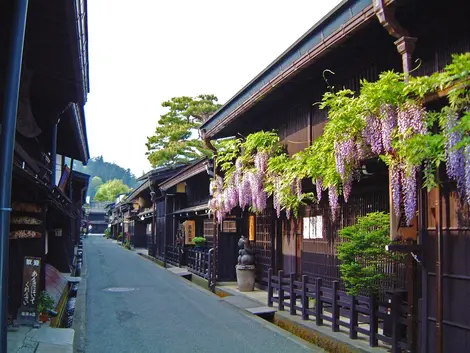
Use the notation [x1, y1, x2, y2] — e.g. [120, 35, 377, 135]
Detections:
[81, 236, 317, 353]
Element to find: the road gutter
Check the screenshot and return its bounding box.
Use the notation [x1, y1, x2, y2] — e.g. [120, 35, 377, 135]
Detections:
[72, 242, 88, 353]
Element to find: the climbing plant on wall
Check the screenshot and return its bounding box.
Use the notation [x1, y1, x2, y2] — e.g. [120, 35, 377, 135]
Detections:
[209, 53, 470, 224]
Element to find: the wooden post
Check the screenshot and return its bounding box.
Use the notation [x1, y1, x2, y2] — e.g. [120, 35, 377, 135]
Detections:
[315, 278, 323, 326]
[332, 280, 339, 332]
[278, 270, 284, 311]
[435, 181, 443, 353]
[178, 247, 182, 267]
[391, 291, 400, 353]
[290, 273, 296, 315]
[349, 295, 358, 339]
[369, 294, 378, 347]
[302, 275, 309, 320]
[267, 268, 273, 307]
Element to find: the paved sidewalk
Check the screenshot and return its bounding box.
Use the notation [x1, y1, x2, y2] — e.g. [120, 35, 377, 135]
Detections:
[216, 284, 390, 353]
[7, 324, 74, 353]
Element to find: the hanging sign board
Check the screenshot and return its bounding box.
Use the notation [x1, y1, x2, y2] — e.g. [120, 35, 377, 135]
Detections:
[184, 220, 195, 244]
[17, 256, 42, 325]
[249, 215, 255, 241]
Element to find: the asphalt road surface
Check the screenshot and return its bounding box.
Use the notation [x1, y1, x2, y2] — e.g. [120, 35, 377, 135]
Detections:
[82, 236, 318, 353]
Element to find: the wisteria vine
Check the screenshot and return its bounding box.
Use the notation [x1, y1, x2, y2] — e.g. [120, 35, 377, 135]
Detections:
[209, 53, 470, 226]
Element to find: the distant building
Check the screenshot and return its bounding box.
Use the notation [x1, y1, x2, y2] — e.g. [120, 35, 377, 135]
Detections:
[86, 202, 111, 233]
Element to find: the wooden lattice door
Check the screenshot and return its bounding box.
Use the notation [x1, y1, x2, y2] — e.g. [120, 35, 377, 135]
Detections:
[254, 209, 273, 285]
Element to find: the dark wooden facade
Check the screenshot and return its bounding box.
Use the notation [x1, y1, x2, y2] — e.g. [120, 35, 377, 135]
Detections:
[107, 166, 186, 251]
[1, 0, 90, 321]
[200, 0, 470, 351]
[159, 158, 239, 282]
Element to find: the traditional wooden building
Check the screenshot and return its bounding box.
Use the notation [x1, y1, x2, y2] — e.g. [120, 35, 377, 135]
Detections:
[108, 194, 131, 241]
[122, 166, 184, 249]
[86, 201, 111, 234]
[200, 0, 469, 352]
[1, 0, 90, 326]
[158, 158, 239, 282]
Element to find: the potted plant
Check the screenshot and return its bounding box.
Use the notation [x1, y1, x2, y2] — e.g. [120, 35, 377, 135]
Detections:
[117, 232, 123, 241]
[193, 236, 206, 249]
[236, 235, 255, 291]
[37, 291, 55, 323]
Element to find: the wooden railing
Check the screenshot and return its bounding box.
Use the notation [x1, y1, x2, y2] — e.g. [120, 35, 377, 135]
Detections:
[187, 248, 212, 279]
[166, 245, 183, 267]
[267, 269, 409, 353]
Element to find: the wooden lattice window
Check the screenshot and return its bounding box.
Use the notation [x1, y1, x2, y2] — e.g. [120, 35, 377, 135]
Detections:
[222, 220, 237, 233]
[203, 219, 214, 238]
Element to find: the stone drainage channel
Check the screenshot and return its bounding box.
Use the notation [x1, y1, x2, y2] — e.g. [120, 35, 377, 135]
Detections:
[60, 242, 85, 328]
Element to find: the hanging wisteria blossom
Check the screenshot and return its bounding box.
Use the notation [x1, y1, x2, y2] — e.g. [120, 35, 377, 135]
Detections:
[402, 165, 417, 225]
[380, 104, 397, 153]
[445, 112, 466, 195]
[342, 174, 353, 203]
[315, 179, 323, 201]
[272, 175, 282, 218]
[328, 186, 339, 221]
[238, 174, 252, 210]
[296, 178, 302, 201]
[334, 137, 356, 181]
[397, 102, 427, 137]
[465, 145, 470, 206]
[234, 158, 243, 185]
[355, 139, 368, 161]
[364, 115, 383, 154]
[390, 163, 401, 217]
[255, 151, 268, 173]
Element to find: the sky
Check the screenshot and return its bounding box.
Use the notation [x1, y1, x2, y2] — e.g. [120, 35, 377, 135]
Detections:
[84, 0, 343, 177]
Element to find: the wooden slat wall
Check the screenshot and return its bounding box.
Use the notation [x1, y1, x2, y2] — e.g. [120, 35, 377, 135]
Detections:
[301, 173, 390, 287]
[278, 105, 310, 155]
[254, 208, 273, 285]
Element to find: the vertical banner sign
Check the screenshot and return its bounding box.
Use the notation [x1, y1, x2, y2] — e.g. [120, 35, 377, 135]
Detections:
[249, 215, 255, 241]
[17, 256, 42, 325]
[184, 220, 195, 244]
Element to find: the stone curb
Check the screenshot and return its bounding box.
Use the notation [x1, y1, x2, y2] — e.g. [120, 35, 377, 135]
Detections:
[72, 242, 88, 353]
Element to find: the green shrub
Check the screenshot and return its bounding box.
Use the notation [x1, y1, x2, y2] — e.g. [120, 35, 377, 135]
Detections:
[104, 228, 111, 238]
[125, 240, 131, 250]
[117, 232, 123, 241]
[193, 236, 206, 247]
[337, 212, 398, 296]
[37, 291, 55, 313]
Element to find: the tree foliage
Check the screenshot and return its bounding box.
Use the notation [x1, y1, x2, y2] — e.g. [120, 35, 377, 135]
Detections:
[88, 176, 103, 200]
[146, 94, 221, 168]
[73, 156, 138, 199]
[94, 179, 131, 202]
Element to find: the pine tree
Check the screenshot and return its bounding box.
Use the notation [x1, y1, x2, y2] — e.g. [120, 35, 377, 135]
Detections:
[145, 94, 221, 167]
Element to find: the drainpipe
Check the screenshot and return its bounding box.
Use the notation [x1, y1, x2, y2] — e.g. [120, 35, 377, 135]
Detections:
[373, 1, 421, 352]
[69, 159, 75, 247]
[0, 0, 29, 349]
[434, 172, 443, 353]
[163, 191, 168, 267]
[201, 132, 219, 292]
[50, 121, 59, 186]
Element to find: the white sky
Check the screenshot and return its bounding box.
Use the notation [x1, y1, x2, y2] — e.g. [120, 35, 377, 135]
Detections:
[84, 0, 342, 176]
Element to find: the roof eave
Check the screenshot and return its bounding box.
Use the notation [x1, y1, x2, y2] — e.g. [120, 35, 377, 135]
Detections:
[200, 0, 393, 139]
